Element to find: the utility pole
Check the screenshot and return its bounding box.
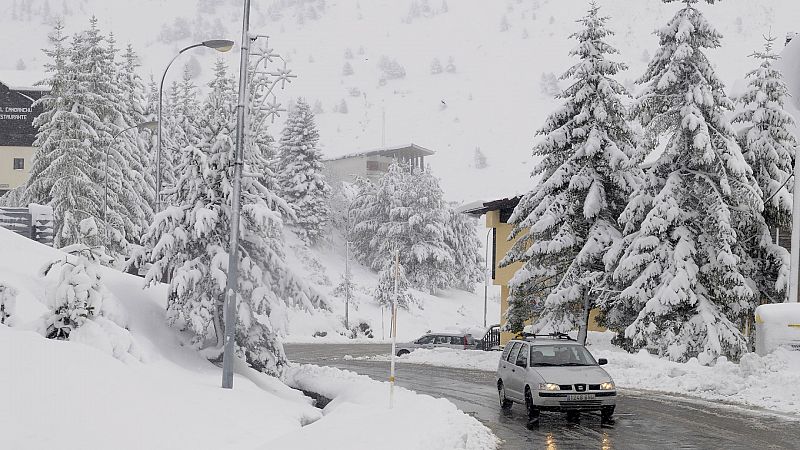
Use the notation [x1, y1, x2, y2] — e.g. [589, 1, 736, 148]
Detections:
[389, 248, 399, 409]
[345, 241, 351, 330]
[221, 0, 252, 390]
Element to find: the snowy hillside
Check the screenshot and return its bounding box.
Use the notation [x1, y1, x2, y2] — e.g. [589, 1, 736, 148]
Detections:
[0, 227, 498, 449]
[2, 0, 797, 203]
[281, 231, 499, 343]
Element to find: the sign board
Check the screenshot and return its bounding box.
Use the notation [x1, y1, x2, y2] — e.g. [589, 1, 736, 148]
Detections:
[0, 83, 45, 147]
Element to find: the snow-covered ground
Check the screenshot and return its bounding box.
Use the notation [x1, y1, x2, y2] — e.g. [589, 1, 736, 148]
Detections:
[365, 331, 800, 416]
[279, 365, 498, 450]
[0, 227, 498, 449]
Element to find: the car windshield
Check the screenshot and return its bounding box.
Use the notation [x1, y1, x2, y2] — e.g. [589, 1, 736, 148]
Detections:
[529, 344, 597, 366]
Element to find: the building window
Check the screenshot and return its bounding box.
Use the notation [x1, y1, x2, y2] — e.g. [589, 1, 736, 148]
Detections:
[366, 160, 380, 171]
[13, 158, 24, 170]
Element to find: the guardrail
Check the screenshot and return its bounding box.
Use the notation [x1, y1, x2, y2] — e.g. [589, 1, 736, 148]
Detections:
[0, 204, 54, 246]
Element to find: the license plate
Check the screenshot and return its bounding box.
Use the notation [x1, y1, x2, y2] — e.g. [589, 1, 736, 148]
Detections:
[566, 394, 595, 401]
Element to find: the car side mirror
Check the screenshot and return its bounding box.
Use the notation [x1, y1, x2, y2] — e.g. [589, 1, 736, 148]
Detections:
[598, 358, 608, 366]
[516, 360, 527, 368]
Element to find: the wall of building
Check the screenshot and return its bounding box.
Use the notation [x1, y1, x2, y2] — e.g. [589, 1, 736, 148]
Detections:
[0, 146, 32, 195]
[486, 209, 604, 346]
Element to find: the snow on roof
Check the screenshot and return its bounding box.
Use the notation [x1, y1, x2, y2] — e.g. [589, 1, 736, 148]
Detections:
[755, 303, 800, 325]
[324, 143, 435, 161]
[460, 196, 522, 216]
[0, 70, 49, 92]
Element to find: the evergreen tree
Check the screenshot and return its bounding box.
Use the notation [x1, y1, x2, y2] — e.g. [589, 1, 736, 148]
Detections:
[27, 20, 69, 208]
[732, 35, 796, 304]
[374, 259, 415, 309]
[473, 147, 488, 169]
[144, 61, 324, 376]
[275, 98, 332, 245]
[351, 163, 454, 294]
[114, 43, 155, 251]
[606, 0, 762, 363]
[41, 218, 112, 339]
[501, 3, 641, 343]
[443, 207, 484, 291]
[29, 19, 114, 248]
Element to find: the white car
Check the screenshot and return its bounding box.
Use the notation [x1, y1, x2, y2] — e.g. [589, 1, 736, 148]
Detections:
[496, 334, 616, 422]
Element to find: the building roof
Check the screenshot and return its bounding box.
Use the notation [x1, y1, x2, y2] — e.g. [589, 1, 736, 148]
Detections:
[0, 70, 49, 92]
[325, 143, 435, 161]
[460, 196, 522, 216]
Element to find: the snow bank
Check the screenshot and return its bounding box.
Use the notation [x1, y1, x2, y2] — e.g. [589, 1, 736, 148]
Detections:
[0, 227, 325, 450]
[592, 345, 800, 416]
[277, 364, 499, 450]
[369, 347, 501, 371]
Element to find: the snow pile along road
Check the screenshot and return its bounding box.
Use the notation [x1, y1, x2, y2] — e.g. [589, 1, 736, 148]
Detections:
[592, 347, 800, 416]
[278, 364, 500, 450]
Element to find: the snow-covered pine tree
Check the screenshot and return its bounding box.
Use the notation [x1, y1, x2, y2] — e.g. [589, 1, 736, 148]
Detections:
[275, 98, 332, 245]
[246, 62, 278, 191]
[114, 44, 155, 250]
[473, 147, 488, 169]
[374, 259, 414, 309]
[29, 20, 112, 248]
[732, 35, 796, 304]
[501, 3, 641, 343]
[351, 163, 453, 294]
[144, 60, 323, 376]
[26, 20, 69, 208]
[607, 0, 763, 363]
[41, 218, 111, 339]
[443, 207, 484, 291]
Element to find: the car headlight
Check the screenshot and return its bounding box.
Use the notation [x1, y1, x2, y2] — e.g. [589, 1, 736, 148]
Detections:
[538, 383, 560, 391]
[600, 382, 615, 390]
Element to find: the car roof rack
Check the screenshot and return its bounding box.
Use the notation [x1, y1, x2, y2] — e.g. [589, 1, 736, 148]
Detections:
[518, 332, 576, 341]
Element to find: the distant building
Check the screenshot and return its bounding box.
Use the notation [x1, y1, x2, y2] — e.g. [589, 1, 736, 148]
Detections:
[0, 71, 47, 197]
[323, 143, 435, 185]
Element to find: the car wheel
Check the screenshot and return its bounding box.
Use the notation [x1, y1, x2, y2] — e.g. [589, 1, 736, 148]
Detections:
[396, 349, 410, 357]
[498, 381, 513, 410]
[524, 387, 539, 419]
[601, 406, 615, 422]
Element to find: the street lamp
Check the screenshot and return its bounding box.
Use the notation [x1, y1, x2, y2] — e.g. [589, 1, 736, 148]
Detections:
[156, 39, 234, 212]
[106, 121, 158, 249]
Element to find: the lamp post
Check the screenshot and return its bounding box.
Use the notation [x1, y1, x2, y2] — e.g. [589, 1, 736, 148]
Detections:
[221, 23, 295, 389]
[484, 228, 492, 328]
[105, 121, 158, 249]
[156, 39, 234, 212]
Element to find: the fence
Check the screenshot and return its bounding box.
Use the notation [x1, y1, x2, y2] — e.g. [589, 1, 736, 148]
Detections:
[0, 204, 54, 246]
[480, 324, 501, 351]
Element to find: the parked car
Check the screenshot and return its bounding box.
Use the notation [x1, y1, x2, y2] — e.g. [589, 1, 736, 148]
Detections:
[496, 333, 616, 423]
[395, 332, 476, 356]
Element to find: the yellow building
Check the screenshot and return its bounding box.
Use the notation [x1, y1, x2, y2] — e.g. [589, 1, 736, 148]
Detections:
[464, 196, 604, 346]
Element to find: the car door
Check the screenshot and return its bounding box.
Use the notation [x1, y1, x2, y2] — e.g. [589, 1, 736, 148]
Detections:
[507, 343, 529, 399]
[502, 342, 523, 400]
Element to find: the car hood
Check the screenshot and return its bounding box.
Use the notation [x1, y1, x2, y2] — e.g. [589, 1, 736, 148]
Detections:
[533, 365, 612, 384]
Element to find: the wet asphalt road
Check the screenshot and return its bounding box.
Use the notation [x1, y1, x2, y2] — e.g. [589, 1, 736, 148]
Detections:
[285, 343, 800, 450]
